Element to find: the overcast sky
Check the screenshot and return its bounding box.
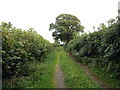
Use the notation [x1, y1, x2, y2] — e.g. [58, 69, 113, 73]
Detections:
[0, 0, 119, 43]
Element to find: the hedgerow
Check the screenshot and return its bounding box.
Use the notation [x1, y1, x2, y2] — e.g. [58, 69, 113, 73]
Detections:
[1, 22, 53, 79]
[66, 18, 120, 79]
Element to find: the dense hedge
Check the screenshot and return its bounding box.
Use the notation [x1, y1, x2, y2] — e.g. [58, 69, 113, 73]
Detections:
[1, 22, 53, 79]
[66, 19, 120, 79]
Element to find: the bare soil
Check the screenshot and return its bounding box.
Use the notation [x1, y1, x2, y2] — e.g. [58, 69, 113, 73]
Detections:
[55, 52, 67, 88]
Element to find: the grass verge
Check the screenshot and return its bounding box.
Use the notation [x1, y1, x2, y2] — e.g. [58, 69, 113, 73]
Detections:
[7, 50, 58, 88]
[78, 57, 120, 88]
[59, 49, 100, 88]
[91, 66, 120, 88]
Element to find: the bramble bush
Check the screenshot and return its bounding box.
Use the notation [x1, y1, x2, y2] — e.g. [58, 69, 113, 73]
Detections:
[66, 18, 120, 79]
[1, 22, 53, 79]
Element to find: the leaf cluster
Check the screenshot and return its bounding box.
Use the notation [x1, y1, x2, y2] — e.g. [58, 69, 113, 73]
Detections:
[49, 14, 84, 44]
[1, 22, 53, 79]
[66, 18, 120, 79]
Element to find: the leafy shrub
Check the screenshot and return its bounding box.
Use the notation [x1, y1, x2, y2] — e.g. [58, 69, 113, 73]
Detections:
[66, 18, 120, 79]
[1, 22, 53, 79]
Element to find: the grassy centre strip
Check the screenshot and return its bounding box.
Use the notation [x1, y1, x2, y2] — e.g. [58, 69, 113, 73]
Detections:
[59, 49, 100, 88]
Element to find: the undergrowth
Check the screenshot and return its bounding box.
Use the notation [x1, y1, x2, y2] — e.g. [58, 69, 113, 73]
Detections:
[3, 50, 58, 88]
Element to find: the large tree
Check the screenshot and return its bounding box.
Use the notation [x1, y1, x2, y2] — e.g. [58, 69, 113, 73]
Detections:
[49, 14, 84, 44]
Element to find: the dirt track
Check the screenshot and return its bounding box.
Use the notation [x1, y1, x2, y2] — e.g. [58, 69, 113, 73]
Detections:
[55, 52, 66, 88]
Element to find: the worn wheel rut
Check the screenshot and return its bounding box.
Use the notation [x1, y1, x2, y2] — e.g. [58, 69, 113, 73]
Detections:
[68, 52, 112, 88]
[78, 62, 112, 88]
[55, 52, 67, 88]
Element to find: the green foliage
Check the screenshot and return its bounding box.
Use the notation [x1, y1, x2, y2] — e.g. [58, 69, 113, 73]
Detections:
[3, 50, 58, 88]
[59, 49, 99, 88]
[91, 66, 120, 88]
[49, 14, 84, 44]
[52, 43, 61, 47]
[66, 18, 120, 79]
[1, 22, 53, 79]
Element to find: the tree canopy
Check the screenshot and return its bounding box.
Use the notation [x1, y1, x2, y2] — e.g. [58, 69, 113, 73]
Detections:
[49, 14, 84, 44]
